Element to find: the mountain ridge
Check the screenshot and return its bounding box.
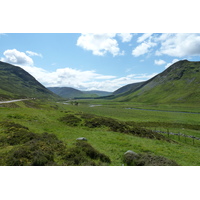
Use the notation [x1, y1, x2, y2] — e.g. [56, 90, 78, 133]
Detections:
[0, 61, 59, 100]
[114, 60, 200, 104]
[47, 87, 112, 99]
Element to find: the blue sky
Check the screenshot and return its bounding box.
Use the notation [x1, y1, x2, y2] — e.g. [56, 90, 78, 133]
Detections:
[1, 33, 200, 91]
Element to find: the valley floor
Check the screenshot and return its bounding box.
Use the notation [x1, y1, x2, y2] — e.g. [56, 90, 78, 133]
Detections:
[0, 99, 200, 166]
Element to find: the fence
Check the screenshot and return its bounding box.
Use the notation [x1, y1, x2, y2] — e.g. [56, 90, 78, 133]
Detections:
[154, 129, 200, 146]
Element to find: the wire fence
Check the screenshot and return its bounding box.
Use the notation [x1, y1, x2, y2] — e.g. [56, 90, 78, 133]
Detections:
[154, 129, 200, 146]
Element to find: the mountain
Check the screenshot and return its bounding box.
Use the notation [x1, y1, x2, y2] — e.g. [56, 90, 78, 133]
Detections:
[83, 90, 112, 96]
[115, 60, 200, 104]
[113, 81, 145, 96]
[48, 87, 112, 99]
[47, 87, 91, 98]
[0, 61, 59, 100]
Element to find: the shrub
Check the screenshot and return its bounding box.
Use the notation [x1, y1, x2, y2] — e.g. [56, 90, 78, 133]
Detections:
[63, 141, 111, 166]
[59, 114, 82, 126]
[76, 141, 111, 163]
[1, 122, 67, 166]
[123, 152, 179, 166]
[6, 146, 33, 166]
[6, 131, 38, 145]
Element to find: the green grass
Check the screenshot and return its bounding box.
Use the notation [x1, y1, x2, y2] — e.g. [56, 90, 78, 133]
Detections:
[0, 99, 200, 166]
[114, 60, 200, 104]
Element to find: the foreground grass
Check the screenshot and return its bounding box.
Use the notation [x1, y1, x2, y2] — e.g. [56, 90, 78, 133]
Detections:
[0, 99, 200, 166]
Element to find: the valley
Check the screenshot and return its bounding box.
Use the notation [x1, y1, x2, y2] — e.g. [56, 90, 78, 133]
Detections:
[0, 98, 200, 166]
[0, 60, 200, 166]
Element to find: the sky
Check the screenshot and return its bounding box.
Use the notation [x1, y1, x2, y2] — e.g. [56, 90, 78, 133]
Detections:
[1, 33, 200, 92]
[1, 0, 200, 198]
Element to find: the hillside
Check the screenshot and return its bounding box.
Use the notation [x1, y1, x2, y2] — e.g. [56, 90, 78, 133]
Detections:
[47, 87, 99, 98]
[83, 90, 112, 96]
[0, 61, 59, 100]
[113, 81, 145, 96]
[48, 87, 111, 99]
[115, 60, 200, 104]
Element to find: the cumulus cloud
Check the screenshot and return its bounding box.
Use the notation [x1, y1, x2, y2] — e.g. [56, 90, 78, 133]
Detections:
[137, 33, 153, 43]
[76, 33, 124, 56]
[164, 59, 179, 69]
[1, 48, 158, 91]
[1, 49, 34, 66]
[156, 33, 200, 57]
[20, 65, 157, 91]
[26, 51, 43, 58]
[118, 33, 133, 42]
[132, 40, 157, 57]
[154, 59, 166, 65]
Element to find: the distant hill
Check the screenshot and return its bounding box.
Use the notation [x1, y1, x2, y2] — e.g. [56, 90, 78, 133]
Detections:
[0, 61, 59, 100]
[83, 90, 112, 96]
[114, 60, 200, 104]
[48, 87, 112, 99]
[47, 87, 94, 99]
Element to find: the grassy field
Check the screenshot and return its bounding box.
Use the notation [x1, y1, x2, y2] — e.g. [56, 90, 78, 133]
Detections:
[0, 99, 200, 166]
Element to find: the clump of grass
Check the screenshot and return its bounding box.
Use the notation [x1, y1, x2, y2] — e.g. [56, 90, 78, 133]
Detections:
[0, 121, 66, 166]
[63, 140, 111, 166]
[5, 132, 67, 166]
[0, 103, 20, 108]
[0, 121, 29, 131]
[81, 114, 172, 142]
[123, 152, 179, 166]
[23, 100, 42, 109]
[59, 114, 82, 126]
[76, 140, 111, 163]
[0, 121, 111, 166]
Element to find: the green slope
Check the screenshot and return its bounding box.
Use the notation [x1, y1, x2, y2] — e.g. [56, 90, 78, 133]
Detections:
[0, 61, 59, 100]
[113, 81, 145, 96]
[48, 87, 98, 98]
[116, 60, 200, 104]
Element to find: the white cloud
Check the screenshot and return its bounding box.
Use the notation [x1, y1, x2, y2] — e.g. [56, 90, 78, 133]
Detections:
[156, 33, 200, 57]
[118, 33, 133, 42]
[154, 59, 166, 65]
[1, 48, 158, 92]
[76, 33, 124, 56]
[132, 40, 157, 57]
[26, 51, 43, 58]
[137, 33, 153, 43]
[164, 59, 179, 69]
[1, 49, 33, 66]
[20, 64, 157, 91]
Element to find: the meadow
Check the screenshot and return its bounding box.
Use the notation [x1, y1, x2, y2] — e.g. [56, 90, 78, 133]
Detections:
[0, 99, 200, 166]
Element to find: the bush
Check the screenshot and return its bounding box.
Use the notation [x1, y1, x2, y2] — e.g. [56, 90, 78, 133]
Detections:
[6, 133, 65, 166]
[123, 152, 179, 166]
[76, 141, 111, 163]
[6, 131, 39, 145]
[63, 141, 111, 166]
[0, 122, 67, 166]
[59, 114, 82, 126]
[6, 146, 33, 166]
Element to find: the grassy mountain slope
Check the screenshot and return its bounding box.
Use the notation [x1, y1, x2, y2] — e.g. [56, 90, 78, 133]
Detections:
[48, 87, 86, 98]
[116, 60, 200, 104]
[113, 81, 145, 96]
[83, 90, 112, 96]
[48, 87, 98, 98]
[48, 87, 112, 99]
[0, 61, 59, 100]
